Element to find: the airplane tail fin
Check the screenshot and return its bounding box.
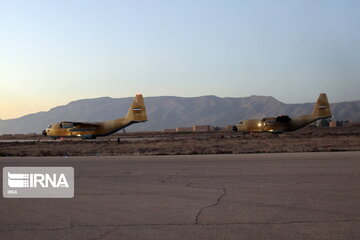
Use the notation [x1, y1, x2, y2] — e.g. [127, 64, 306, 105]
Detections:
[311, 93, 332, 119]
[125, 94, 147, 122]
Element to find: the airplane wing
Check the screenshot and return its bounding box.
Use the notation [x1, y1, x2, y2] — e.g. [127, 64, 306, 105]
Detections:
[263, 117, 276, 123]
[60, 121, 100, 129]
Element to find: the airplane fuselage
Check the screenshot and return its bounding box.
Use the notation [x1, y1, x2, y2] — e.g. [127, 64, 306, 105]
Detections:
[44, 119, 134, 139]
[43, 94, 147, 139]
[236, 115, 318, 133]
[233, 93, 332, 134]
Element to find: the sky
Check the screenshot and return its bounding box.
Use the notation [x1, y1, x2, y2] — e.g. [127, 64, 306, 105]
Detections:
[1, 0, 359, 119]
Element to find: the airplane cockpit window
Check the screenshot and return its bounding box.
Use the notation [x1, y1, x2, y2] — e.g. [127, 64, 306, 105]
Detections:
[238, 121, 243, 124]
[48, 125, 52, 128]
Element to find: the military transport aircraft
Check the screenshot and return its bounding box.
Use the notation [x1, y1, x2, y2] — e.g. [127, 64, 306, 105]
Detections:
[232, 93, 332, 133]
[42, 94, 147, 139]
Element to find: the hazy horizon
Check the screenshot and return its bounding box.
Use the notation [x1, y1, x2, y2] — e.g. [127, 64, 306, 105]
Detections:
[1, 93, 359, 121]
[1, 0, 359, 119]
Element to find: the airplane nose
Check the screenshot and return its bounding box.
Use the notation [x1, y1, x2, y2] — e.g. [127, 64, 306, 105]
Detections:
[42, 130, 47, 136]
[232, 125, 238, 132]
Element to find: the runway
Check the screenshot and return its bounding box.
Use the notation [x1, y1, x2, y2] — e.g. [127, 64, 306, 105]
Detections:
[1, 152, 360, 240]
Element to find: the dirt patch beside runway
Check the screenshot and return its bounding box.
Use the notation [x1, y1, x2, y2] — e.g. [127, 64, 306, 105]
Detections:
[1, 126, 360, 156]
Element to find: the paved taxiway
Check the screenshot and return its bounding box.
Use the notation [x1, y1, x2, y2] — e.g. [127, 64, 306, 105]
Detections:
[1, 152, 360, 240]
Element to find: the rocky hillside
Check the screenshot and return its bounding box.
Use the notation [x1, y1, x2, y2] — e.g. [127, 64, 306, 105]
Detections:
[0, 95, 359, 134]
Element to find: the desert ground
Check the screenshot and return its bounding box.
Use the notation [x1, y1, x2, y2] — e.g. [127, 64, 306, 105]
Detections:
[0, 125, 359, 157]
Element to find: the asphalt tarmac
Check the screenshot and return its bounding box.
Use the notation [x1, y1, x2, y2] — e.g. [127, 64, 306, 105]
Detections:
[0, 152, 360, 240]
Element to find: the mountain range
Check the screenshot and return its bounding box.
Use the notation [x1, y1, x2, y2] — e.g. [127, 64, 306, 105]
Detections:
[1, 95, 359, 134]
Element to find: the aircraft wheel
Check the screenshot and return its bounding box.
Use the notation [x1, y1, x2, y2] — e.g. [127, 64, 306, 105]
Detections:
[232, 126, 238, 132]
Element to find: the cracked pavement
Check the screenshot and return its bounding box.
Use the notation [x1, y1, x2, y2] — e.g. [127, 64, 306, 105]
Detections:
[1, 152, 360, 239]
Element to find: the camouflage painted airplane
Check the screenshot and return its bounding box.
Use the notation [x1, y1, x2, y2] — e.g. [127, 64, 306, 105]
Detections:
[42, 94, 147, 139]
[232, 93, 332, 133]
